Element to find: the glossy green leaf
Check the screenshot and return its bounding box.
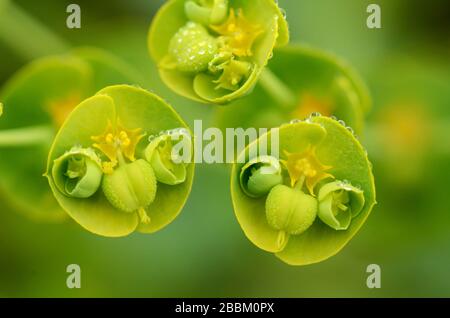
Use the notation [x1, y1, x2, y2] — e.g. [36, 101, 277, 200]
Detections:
[215, 44, 371, 136]
[46, 85, 194, 237]
[148, 0, 289, 104]
[231, 116, 376, 265]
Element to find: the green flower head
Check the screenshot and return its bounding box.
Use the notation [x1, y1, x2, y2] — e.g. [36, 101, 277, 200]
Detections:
[45, 85, 195, 237]
[231, 116, 376, 265]
[148, 0, 289, 104]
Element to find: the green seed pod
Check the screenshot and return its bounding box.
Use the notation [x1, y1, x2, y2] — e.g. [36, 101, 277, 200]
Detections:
[46, 85, 195, 237]
[317, 180, 365, 231]
[240, 155, 283, 198]
[52, 147, 103, 198]
[266, 185, 317, 235]
[168, 22, 218, 73]
[230, 116, 376, 265]
[144, 129, 191, 185]
[148, 0, 289, 104]
[185, 0, 229, 25]
[102, 160, 157, 223]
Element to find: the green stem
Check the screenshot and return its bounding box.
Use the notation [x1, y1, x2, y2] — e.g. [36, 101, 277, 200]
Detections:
[0, 125, 53, 147]
[294, 175, 306, 191]
[259, 68, 297, 110]
[0, 0, 69, 60]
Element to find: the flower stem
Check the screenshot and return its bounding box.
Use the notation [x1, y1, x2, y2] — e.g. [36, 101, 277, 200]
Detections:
[0, 125, 53, 147]
[0, 0, 69, 60]
[259, 68, 297, 110]
[294, 175, 306, 191]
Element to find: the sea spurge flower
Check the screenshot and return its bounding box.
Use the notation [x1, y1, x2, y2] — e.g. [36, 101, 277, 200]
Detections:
[282, 146, 334, 195]
[0, 49, 146, 222]
[148, 0, 289, 104]
[210, 9, 263, 57]
[92, 121, 145, 170]
[46, 85, 195, 237]
[231, 116, 376, 265]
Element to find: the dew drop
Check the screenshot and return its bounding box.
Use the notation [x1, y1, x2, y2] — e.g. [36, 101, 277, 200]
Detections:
[290, 118, 301, 124]
[311, 112, 321, 118]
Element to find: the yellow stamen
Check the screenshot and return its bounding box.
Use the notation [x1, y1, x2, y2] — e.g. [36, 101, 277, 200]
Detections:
[281, 145, 334, 195]
[210, 9, 263, 57]
[91, 120, 146, 171]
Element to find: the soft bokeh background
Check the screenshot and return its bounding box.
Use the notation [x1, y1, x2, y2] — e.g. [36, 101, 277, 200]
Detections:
[0, 0, 449, 297]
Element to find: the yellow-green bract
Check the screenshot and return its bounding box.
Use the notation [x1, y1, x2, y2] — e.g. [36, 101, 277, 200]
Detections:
[148, 0, 289, 104]
[230, 116, 376, 265]
[45, 85, 195, 237]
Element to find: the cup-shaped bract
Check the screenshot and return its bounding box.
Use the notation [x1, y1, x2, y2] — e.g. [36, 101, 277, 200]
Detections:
[148, 0, 289, 104]
[45, 85, 195, 237]
[215, 45, 371, 136]
[231, 116, 376, 265]
[0, 48, 143, 222]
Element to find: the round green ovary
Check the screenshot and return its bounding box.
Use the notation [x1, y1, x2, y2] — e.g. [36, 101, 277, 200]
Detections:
[169, 22, 218, 73]
[265, 184, 317, 235]
[102, 159, 157, 214]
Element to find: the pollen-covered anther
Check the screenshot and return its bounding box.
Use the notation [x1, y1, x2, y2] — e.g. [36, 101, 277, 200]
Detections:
[211, 9, 263, 57]
[92, 121, 146, 168]
[282, 145, 334, 195]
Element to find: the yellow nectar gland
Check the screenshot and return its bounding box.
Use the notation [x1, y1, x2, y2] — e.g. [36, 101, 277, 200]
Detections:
[91, 121, 145, 173]
[282, 145, 334, 195]
[211, 9, 263, 57]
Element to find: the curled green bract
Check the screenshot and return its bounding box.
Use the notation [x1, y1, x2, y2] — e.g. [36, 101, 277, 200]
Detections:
[231, 116, 376, 265]
[149, 0, 289, 104]
[52, 146, 103, 199]
[46, 85, 195, 237]
[239, 155, 283, 198]
[145, 128, 191, 186]
[318, 181, 365, 230]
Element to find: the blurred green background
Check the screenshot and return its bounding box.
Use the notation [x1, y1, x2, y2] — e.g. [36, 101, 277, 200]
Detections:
[0, 0, 449, 297]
